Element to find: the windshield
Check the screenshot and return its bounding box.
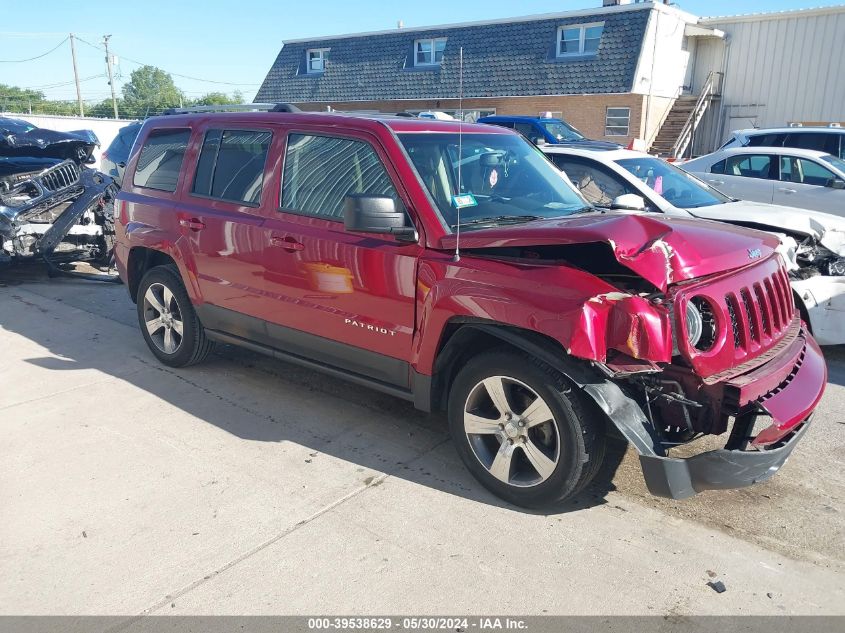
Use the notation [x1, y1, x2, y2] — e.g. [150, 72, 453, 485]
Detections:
[399, 133, 589, 230]
[821, 154, 845, 174]
[540, 120, 584, 142]
[615, 156, 733, 209]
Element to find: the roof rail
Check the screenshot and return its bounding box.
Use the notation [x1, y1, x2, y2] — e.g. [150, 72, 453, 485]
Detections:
[162, 103, 302, 115]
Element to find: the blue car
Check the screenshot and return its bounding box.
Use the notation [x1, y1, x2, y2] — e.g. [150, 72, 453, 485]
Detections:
[477, 115, 621, 150]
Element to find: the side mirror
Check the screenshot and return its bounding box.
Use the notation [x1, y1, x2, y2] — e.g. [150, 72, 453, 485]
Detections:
[611, 193, 647, 211]
[828, 178, 845, 190]
[343, 194, 417, 241]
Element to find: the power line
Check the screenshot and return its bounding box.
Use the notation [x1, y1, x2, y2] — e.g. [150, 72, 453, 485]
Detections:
[74, 36, 260, 86]
[0, 36, 68, 63]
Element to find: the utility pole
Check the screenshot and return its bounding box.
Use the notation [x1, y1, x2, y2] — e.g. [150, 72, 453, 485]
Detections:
[69, 33, 84, 116]
[103, 35, 119, 119]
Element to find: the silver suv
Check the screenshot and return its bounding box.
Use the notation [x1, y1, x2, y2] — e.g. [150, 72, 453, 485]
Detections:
[721, 126, 845, 159]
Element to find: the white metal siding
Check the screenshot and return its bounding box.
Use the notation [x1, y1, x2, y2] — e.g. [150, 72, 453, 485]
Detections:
[693, 8, 845, 152]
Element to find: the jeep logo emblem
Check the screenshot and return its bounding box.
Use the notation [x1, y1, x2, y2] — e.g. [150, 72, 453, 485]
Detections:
[748, 248, 762, 260]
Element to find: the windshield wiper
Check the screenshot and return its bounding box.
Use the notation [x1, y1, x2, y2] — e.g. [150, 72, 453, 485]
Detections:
[450, 215, 542, 229]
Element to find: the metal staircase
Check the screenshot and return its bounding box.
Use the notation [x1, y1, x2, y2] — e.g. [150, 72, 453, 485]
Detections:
[650, 71, 722, 159]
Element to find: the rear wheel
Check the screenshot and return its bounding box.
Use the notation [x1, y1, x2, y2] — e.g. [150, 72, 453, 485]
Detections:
[136, 265, 213, 367]
[448, 349, 605, 508]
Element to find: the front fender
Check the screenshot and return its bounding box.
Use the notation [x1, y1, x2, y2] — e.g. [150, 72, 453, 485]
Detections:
[412, 255, 672, 374]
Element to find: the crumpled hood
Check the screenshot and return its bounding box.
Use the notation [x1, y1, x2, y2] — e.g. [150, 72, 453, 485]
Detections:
[0, 127, 99, 164]
[439, 212, 780, 292]
[689, 200, 845, 256]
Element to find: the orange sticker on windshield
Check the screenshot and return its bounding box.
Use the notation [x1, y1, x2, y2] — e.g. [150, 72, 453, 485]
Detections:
[489, 169, 499, 188]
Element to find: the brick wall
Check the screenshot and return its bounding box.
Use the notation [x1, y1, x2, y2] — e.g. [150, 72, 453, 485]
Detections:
[291, 94, 647, 144]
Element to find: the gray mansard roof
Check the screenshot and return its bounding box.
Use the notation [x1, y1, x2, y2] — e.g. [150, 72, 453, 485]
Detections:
[255, 7, 651, 103]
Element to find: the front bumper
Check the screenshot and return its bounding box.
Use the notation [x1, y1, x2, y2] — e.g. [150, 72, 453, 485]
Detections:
[636, 329, 825, 499]
[640, 418, 811, 499]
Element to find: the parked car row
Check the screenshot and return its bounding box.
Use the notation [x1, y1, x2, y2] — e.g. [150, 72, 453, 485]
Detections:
[113, 106, 825, 508]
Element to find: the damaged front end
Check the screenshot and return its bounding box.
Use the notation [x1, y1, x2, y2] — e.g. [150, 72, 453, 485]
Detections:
[450, 214, 825, 499]
[0, 161, 116, 275]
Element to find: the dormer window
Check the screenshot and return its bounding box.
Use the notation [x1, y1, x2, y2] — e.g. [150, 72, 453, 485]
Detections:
[557, 23, 604, 57]
[415, 38, 446, 66]
[306, 48, 329, 73]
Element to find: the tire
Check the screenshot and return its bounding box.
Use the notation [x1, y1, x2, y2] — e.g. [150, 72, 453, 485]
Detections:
[136, 265, 213, 367]
[448, 349, 605, 508]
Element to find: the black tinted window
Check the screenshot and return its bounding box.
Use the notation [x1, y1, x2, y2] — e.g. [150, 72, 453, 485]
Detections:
[785, 132, 831, 153]
[133, 128, 190, 192]
[711, 159, 726, 174]
[747, 133, 785, 147]
[281, 134, 402, 220]
[192, 129, 271, 205]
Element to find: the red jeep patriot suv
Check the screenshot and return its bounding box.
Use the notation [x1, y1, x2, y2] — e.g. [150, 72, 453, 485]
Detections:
[114, 105, 826, 508]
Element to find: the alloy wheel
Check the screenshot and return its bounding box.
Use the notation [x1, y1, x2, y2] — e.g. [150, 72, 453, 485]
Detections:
[142, 282, 184, 354]
[463, 376, 561, 487]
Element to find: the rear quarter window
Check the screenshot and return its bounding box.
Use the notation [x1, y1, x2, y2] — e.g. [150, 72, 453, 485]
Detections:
[132, 128, 191, 192]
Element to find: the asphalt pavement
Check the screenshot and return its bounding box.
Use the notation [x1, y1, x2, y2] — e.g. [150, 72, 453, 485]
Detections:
[1, 266, 843, 616]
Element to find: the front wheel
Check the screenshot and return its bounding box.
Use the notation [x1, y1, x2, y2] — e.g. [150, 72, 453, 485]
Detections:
[136, 265, 213, 367]
[448, 349, 605, 508]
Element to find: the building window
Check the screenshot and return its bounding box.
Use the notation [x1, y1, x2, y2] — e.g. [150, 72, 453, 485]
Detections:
[415, 38, 446, 66]
[557, 23, 604, 57]
[605, 107, 630, 136]
[306, 48, 329, 74]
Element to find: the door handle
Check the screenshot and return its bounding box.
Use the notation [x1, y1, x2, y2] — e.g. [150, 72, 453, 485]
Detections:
[778, 187, 797, 194]
[708, 179, 724, 185]
[179, 218, 206, 231]
[271, 235, 305, 252]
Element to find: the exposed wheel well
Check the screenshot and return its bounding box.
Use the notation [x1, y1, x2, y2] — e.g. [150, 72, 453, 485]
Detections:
[429, 321, 575, 413]
[126, 247, 178, 303]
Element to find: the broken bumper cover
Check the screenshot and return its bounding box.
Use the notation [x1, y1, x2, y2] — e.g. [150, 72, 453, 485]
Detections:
[638, 330, 825, 500]
[639, 419, 811, 499]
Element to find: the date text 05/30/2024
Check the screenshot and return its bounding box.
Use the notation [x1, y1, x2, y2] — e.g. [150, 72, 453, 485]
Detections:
[307, 617, 528, 630]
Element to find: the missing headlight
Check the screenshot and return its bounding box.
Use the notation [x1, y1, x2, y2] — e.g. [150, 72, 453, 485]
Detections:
[690, 297, 717, 352]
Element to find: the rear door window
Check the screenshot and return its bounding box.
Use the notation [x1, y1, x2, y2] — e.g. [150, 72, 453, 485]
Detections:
[192, 129, 272, 205]
[723, 154, 774, 179]
[133, 128, 191, 192]
[784, 132, 835, 154]
[280, 133, 404, 221]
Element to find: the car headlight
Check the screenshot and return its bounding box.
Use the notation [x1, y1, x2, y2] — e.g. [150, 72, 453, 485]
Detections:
[686, 300, 703, 347]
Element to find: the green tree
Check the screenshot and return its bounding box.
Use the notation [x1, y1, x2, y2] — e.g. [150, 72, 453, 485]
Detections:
[88, 98, 126, 119]
[121, 65, 182, 117]
[191, 90, 243, 106]
[0, 83, 46, 114]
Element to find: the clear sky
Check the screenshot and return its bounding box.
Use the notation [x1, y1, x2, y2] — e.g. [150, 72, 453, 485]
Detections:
[0, 0, 836, 104]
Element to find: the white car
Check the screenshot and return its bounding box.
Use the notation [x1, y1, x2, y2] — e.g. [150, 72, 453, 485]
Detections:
[542, 145, 845, 345]
[682, 146, 845, 217]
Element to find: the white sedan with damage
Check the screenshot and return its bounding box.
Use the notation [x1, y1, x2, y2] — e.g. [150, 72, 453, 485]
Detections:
[542, 146, 845, 345]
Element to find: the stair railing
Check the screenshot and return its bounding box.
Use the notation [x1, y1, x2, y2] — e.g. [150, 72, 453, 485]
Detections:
[670, 71, 722, 159]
